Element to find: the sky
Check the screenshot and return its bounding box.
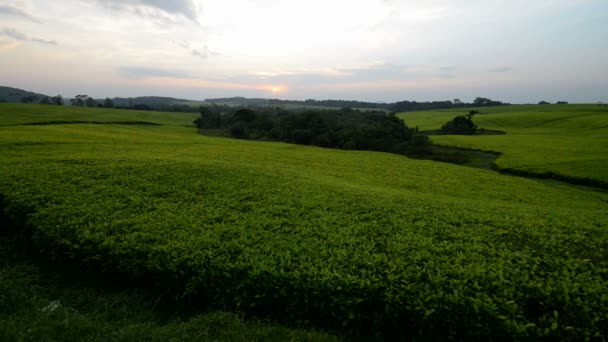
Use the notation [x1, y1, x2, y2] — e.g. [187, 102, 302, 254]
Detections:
[0, 0, 607, 103]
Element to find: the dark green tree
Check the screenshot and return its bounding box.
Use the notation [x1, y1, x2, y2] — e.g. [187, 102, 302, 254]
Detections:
[103, 98, 114, 108]
[39, 97, 52, 105]
[194, 106, 222, 129]
[71, 95, 88, 106]
[20, 95, 37, 103]
[85, 97, 97, 107]
[51, 95, 63, 106]
[441, 115, 477, 135]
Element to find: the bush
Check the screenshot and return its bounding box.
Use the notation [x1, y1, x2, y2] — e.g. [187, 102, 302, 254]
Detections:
[440, 115, 477, 135]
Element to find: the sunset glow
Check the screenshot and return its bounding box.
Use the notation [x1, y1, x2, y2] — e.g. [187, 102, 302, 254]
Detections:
[0, 0, 606, 102]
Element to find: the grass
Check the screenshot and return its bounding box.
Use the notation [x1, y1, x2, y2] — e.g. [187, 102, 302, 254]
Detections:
[398, 104, 608, 185]
[0, 103, 199, 126]
[0, 103, 607, 340]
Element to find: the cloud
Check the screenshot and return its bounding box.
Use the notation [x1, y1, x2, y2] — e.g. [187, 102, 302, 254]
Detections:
[192, 45, 220, 59]
[173, 40, 220, 59]
[1, 27, 58, 45]
[97, 0, 200, 22]
[118, 67, 191, 80]
[489, 67, 513, 73]
[0, 4, 41, 23]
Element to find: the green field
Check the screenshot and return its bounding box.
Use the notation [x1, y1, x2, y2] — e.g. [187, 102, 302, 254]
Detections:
[0, 103, 199, 126]
[1, 104, 607, 340]
[399, 104, 608, 185]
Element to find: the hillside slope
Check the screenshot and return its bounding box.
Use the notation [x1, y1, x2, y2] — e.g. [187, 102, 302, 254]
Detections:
[0, 103, 198, 126]
[399, 104, 608, 185]
[0, 86, 49, 103]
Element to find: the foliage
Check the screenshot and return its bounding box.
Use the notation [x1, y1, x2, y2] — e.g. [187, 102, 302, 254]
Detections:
[39, 96, 52, 105]
[0, 236, 338, 342]
[391, 97, 508, 112]
[68, 95, 98, 107]
[473, 97, 507, 107]
[205, 96, 388, 110]
[103, 98, 114, 108]
[51, 95, 63, 106]
[0, 106, 607, 339]
[195, 106, 423, 154]
[440, 115, 478, 135]
[205, 96, 510, 113]
[195, 106, 222, 128]
[20, 95, 38, 103]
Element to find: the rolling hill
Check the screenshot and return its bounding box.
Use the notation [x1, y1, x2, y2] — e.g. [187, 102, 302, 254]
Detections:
[0, 86, 50, 103]
[399, 104, 608, 186]
[0, 103, 607, 340]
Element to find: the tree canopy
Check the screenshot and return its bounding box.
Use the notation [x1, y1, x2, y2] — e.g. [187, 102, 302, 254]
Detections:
[440, 115, 478, 135]
[195, 106, 429, 155]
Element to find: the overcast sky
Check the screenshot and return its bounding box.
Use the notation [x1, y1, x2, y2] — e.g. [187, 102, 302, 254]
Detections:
[0, 0, 607, 103]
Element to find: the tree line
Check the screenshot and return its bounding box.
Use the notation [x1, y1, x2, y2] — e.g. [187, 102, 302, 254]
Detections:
[195, 106, 432, 155]
[205, 97, 510, 112]
[19, 95, 63, 105]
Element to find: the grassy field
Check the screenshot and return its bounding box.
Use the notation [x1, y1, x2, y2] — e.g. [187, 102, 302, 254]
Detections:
[399, 104, 608, 185]
[0, 103, 198, 126]
[1, 104, 607, 340]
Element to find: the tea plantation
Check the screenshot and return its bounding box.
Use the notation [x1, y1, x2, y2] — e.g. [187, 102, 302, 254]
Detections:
[1, 104, 607, 340]
[399, 104, 608, 186]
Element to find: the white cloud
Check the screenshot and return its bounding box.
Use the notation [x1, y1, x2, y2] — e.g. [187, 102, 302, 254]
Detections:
[1, 27, 57, 45]
[0, 3, 41, 23]
[95, 0, 201, 23]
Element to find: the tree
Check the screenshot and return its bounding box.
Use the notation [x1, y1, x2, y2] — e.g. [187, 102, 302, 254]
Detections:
[85, 97, 97, 107]
[39, 97, 52, 105]
[406, 134, 432, 155]
[441, 115, 477, 135]
[20, 95, 37, 103]
[473, 97, 505, 107]
[453, 98, 463, 105]
[556, 101, 569, 105]
[51, 95, 63, 106]
[103, 98, 114, 108]
[71, 95, 88, 106]
[538, 101, 550, 105]
[232, 108, 256, 123]
[195, 107, 222, 129]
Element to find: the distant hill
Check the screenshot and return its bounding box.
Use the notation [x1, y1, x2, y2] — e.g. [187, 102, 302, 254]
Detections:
[108, 96, 204, 107]
[0, 86, 50, 103]
[204, 96, 389, 110]
[2, 85, 510, 112]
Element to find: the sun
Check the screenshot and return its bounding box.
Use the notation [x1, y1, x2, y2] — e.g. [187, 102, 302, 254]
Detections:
[271, 86, 281, 93]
